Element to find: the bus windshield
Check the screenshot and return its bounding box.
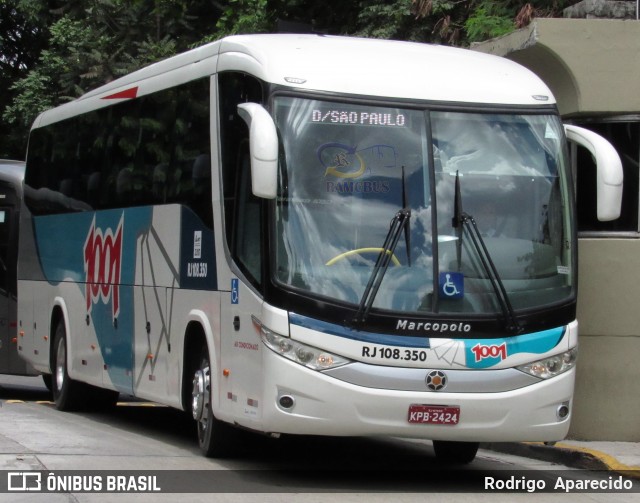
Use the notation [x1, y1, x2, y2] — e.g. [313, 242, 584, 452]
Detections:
[273, 96, 573, 317]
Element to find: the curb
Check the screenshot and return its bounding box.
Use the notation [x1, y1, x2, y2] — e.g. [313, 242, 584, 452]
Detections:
[481, 442, 640, 480]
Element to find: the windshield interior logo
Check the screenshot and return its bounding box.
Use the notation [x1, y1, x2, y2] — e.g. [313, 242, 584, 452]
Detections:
[318, 143, 393, 194]
[321, 143, 365, 179]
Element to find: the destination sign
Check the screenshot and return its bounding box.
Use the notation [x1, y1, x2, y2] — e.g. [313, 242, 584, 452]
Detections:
[311, 109, 407, 127]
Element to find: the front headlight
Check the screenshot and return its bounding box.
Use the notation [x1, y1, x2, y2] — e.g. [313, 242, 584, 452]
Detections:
[253, 316, 351, 371]
[517, 347, 578, 379]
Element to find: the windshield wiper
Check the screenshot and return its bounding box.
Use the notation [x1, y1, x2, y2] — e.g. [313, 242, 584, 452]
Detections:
[451, 171, 522, 334]
[352, 168, 411, 327]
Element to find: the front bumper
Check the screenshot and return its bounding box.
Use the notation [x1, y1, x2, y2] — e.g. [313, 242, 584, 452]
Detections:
[257, 348, 574, 443]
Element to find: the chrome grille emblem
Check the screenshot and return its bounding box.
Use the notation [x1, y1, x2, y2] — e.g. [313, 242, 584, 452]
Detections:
[425, 370, 447, 391]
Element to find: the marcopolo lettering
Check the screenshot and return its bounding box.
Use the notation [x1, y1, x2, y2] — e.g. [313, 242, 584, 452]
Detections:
[396, 319, 471, 334]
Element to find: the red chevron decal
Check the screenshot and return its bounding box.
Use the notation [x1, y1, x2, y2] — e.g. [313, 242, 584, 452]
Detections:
[101, 87, 138, 100]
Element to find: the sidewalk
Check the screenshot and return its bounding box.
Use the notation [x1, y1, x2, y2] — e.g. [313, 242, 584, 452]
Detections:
[483, 441, 640, 478]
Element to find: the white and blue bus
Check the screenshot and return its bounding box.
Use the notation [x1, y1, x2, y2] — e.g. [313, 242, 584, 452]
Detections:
[17, 34, 623, 463]
[0, 159, 36, 376]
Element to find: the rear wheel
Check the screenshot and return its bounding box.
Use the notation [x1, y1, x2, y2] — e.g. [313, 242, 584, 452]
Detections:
[191, 344, 236, 457]
[51, 320, 87, 411]
[432, 440, 479, 464]
[41, 374, 53, 393]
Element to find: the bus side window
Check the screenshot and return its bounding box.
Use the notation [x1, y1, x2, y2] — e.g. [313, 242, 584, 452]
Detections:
[219, 72, 265, 288]
[87, 172, 102, 206]
[191, 154, 212, 228]
[152, 164, 168, 203]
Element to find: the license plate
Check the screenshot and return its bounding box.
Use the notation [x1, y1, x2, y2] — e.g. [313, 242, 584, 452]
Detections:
[408, 404, 460, 425]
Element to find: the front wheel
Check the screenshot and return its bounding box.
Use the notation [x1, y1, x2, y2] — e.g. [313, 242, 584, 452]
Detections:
[191, 344, 237, 457]
[432, 440, 479, 464]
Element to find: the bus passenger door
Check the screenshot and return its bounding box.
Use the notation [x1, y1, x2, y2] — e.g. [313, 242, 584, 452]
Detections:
[220, 279, 264, 427]
[216, 71, 267, 426]
[219, 142, 266, 427]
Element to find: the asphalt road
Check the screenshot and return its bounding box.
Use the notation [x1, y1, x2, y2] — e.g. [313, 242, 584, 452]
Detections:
[0, 375, 635, 502]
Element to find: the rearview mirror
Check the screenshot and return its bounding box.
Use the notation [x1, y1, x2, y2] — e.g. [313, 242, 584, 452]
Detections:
[564, 124, 623, 221]
[237, 103, 278, 199]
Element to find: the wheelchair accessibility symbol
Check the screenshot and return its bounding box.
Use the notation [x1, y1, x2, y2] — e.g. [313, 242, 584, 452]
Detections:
[231, 278, 239, 304]
[439, 272, 464, 299]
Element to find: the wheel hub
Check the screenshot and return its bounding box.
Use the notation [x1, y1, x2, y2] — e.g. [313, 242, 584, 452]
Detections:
[55, 339, 66, 392]
[191, 367, 210, 421]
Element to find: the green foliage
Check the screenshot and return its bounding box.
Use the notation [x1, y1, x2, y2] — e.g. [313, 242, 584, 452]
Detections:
[124, 36, 179, 70]
[465, 6, 514, 42]
[3, 72, 53, 128]
[3, 15, 114, 131]
[355, 1, 414, 40]
[0, 0, 576, 157]
[215, 0, 272, 37]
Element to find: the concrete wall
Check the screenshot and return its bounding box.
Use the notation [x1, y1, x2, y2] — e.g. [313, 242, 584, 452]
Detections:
[574, 239, 640, 440]
[473, 18, 640, 117]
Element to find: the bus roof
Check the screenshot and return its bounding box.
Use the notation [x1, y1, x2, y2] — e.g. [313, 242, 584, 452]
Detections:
[33, 34, 556, 128]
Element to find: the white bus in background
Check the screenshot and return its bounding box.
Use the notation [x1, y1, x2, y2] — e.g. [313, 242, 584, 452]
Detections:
[0, 159, 37, 377]
[16, 34, 622, 463]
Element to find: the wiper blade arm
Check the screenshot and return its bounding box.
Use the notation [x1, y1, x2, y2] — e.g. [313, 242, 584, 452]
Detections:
[401, 166, 411, 267]
[352, 167, 411, 327]
[450, 171, 521, 334]
[460, 212, 522, 334]
[353, 208, 410, 327]
[452, 170, 463, 270]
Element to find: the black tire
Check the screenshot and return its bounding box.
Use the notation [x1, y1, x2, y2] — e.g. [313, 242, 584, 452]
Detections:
[51, 321, 86, 411]
[41, 374, 53, 393]
[191, 344, 237, 457]
[432, 440, 479, 464]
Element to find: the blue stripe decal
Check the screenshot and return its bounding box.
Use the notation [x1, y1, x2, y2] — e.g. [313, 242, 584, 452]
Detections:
[289, 313, 431, 348]
[290, 313, 567, 368]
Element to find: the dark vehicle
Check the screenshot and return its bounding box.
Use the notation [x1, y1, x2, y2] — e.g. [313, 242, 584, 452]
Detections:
[0, 160, 35, 376]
